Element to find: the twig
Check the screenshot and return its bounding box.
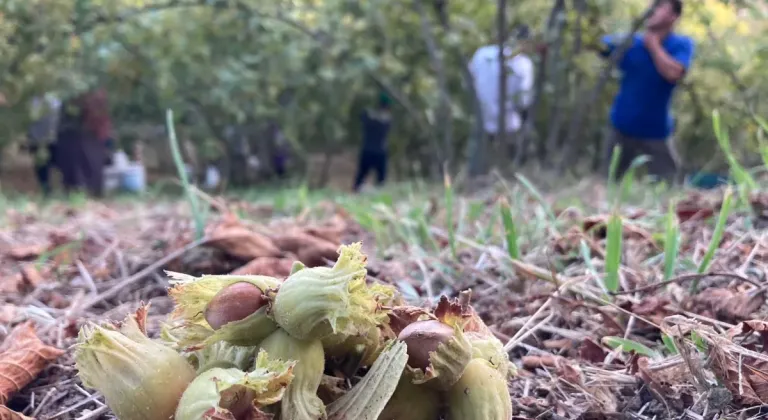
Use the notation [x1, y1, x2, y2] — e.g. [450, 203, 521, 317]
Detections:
[412, 256, 435, 303]
[503, 276, 582, 352]
[30, 388, 56, 418]
[610, 272, 762, 295]
[75, 260, 98, 295]
[75, 405, 109, 420]
[49, 392, 103, 419]
[79, 236, 210, 312]
[503, 311, 555, 352]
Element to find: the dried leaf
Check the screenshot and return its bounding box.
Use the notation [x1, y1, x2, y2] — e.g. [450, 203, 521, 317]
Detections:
[433, 295, 493, 337]
[631, 296, 673, 326]
[207, 220, 282, 261]
[7, 245, 45, 261]
[522, 354, 562, 369]
[674, 193, 717, 222]
[387, 306, 433, 336]
[727, 320, 768, 351]
[0, 275, 23, 294]
[0, 307, 18, 325]
[304, 226, 343, 245]
[709, 341, 768, 405]
[230, 257, 293, 277]
[636, 357, 692, 401]
[19, 266, 44, 288]
[689, 288, 765, 322]
[296, 241, 339, 267]
[578, 338, 607, 363]
[543, 338, 573, 351]
[0, 322, 65, 404]
[271, 230, 337, 254]
[750, 192, 768, 218]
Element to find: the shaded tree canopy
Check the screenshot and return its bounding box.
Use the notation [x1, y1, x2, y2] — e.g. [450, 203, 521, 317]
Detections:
[1, 0, 766, 180]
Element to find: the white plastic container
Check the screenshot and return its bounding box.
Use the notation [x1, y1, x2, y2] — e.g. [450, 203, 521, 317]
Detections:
[121, 163, 146, 192]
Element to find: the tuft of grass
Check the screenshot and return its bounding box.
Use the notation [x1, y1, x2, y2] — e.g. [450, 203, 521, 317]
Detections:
[499, 197, 519, 259]
[692, 187, 734, 291]
[166, 109, 205, 239]
[713, 110, 756, 206]
[513, 173, 557, 226]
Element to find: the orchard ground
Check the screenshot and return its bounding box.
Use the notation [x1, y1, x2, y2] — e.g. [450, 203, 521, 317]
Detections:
[1, 170, 768, 419]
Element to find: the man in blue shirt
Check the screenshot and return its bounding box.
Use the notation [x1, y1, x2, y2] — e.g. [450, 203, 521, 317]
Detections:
[599, 0, 695, 183]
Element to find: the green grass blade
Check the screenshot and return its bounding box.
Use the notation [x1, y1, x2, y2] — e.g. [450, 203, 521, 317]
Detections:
[499, 197, 519, 259]
[753, 115, 768, 170]
[607, 145, 621, 201]
[661, 334, 679, 355]
[691, 330, 708, 352]
[603, 212, 623, 293]
[166, 109, 204, 239]
[713, 110, 756, 203]
[619, 155, 651, 203]
[513, 174, 557, 225]
[608, 145, 621, 185]
[444, 171, 456, 259]
[663, 201, 681, 281]
[602, 336, 659, 358]
[694, 188, 734, 288]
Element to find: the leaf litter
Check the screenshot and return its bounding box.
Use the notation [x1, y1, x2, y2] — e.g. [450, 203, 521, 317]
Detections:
[0, 185, 767, 419]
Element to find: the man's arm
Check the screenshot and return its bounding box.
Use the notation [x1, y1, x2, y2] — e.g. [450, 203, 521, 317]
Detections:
[645, 34, 694, 84]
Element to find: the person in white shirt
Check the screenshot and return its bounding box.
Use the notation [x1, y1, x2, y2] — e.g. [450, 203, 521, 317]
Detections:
[469, 25, 535, 141]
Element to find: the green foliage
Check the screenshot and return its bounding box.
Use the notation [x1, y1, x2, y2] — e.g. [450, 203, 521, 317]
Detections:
[0, 0, 764, 175]
[602, 336, 659, 358]
[694, 187, 733, 281]
[499, 197, 519, 259]
[603, 212, 622, 293]
[663, 201, 680, 281]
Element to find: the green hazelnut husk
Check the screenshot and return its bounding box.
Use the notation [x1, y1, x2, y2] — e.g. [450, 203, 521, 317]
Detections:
[377, 371, 441, 420]
[446, 358, 513, 420]
[259, 328, 326, 420]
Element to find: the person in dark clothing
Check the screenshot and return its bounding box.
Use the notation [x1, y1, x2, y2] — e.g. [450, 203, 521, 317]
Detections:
[78, 88, 111, 197]
[353, 93, 392, 192]
[27, 95, 61, 196]
[55, 98, 85, 194]
[55, 88, 111, 197]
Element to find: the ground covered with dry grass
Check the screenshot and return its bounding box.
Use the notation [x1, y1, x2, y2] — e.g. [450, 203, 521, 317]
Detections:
[1, 175, 768, 419]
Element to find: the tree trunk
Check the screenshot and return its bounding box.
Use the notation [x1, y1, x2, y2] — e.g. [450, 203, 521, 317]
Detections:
[496, 0, 508, 150]
[416, 0, 452, 173]
[544, 0, 584, 161]
[515, 0, 566, 166]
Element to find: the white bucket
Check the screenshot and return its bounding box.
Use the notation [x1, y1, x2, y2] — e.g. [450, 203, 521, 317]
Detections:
[121, 164, 146, 192]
